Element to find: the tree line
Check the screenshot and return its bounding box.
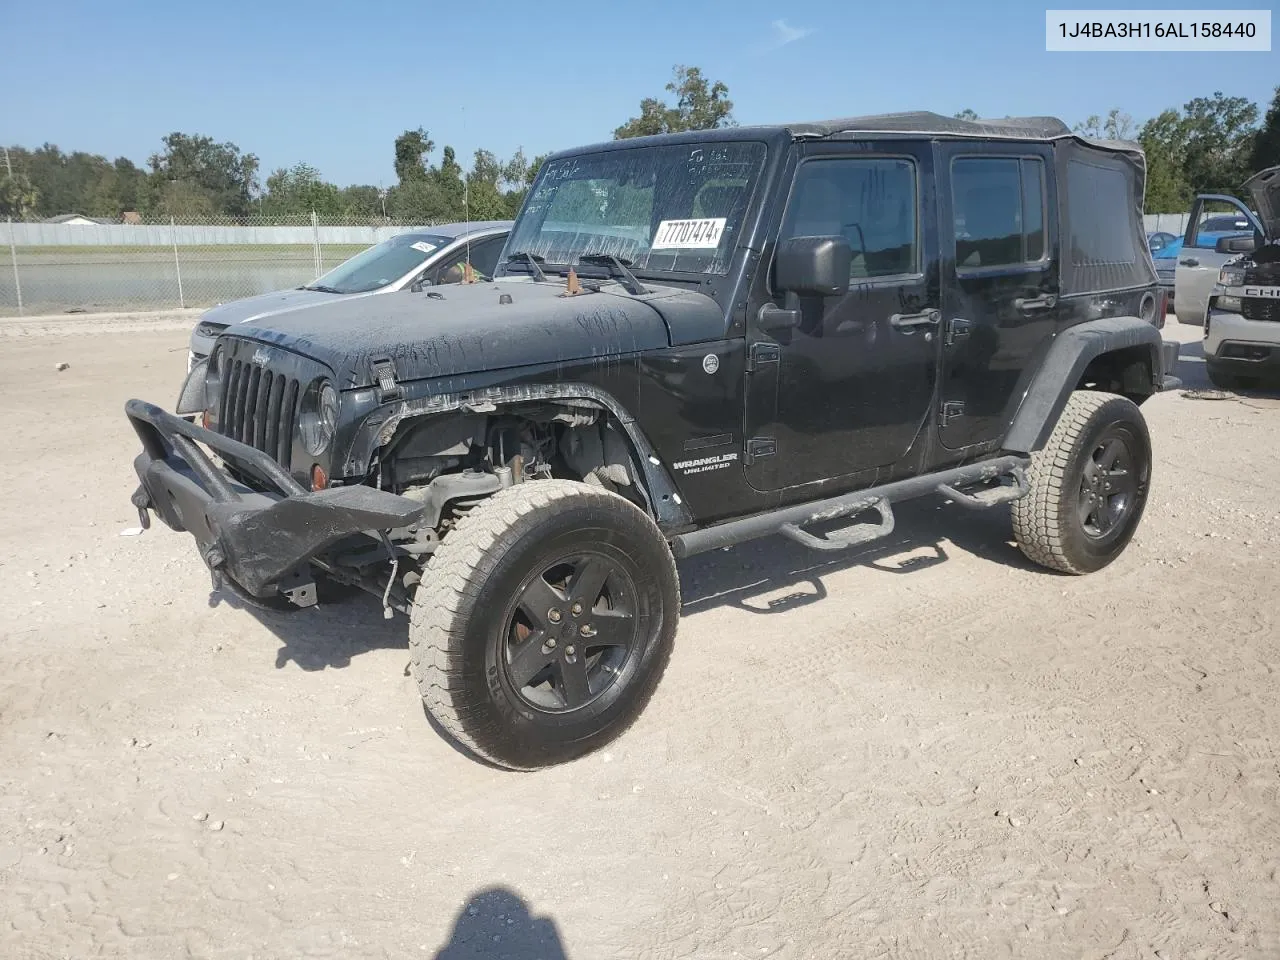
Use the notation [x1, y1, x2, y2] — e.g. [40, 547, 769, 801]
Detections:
[960, 87, 1279, 213]
[3, 67, 1276, 222]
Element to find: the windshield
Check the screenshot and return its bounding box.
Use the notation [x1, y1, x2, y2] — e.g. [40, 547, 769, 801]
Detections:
[308, 232, 453, 294]
[506, 141, 767, 276]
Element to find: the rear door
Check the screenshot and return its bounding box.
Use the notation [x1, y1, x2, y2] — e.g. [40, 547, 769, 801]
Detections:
[937, 142, 1058, 452]
[1175, 196, 1265, 323]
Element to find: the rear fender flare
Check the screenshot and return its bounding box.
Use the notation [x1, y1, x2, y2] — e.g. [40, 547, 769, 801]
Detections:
[1003, 316, 1162, 455]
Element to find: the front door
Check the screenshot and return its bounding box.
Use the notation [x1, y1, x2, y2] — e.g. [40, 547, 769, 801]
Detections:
[743, 142, 940, 492]
[1175, 195, 1265, 324]
[937, 143, 1059, 452]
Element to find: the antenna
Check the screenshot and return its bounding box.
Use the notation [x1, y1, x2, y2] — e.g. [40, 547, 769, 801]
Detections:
[462, 103, 472, 280]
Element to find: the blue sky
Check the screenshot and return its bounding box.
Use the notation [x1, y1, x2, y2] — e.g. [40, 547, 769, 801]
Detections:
[2, 0, 1276, 187]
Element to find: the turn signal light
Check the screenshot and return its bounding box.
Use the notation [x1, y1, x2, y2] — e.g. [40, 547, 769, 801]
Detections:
[311, 464, 329, 491]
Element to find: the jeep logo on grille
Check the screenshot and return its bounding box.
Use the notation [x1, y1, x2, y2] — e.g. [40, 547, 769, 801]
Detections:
[251, 346, 271, 366]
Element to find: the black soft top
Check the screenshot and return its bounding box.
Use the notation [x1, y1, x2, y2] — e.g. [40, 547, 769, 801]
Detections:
[784, 111, 1139, 154]
[550, 111, 1142, 160]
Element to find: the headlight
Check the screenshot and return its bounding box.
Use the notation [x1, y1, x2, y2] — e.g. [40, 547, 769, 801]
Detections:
[299, 380, 339, 456]
[1219, 266, 1246, 288]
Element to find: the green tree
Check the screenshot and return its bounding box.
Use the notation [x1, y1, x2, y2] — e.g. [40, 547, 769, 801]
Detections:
[338, 185, 384, 219]
[435, 145, 466, 216]
[1076, 108, 1136, 140]
[151, 179, 220, 218]
[1250, 85, 1280, 173]
[0, 173, 40, 217]
[261, 162, 344, 218]
[147, 133, 259, 217]
[1180, 92, 1258, 196]
[394, 128, 434, 184]
[387, 179, 452, 222]
[953, 109, 979, 121]
[614, 65, 735, 139]
[1138, 109, 1194, 213]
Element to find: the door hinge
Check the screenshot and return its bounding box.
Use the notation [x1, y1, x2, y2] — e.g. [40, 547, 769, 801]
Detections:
[745, 437, 777, 464]
[746, 341, 780, 372]
[939, 401, 965, 427]
[945, 318, 972, 346]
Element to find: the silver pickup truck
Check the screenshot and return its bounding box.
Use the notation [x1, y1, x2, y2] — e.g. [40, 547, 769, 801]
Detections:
[1175, 172, 1276, 325]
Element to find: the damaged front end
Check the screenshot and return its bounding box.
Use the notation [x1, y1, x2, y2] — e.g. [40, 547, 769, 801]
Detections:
[126, 399, 423, 608]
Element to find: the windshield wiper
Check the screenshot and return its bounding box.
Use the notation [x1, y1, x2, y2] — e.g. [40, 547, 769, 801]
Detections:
[303, 284, 345, 294]
[577, 254, 649, 296]
[505, 251, 547, 282]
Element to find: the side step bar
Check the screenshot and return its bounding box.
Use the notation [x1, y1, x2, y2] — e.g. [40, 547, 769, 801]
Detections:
[670, 455, 1031, 558]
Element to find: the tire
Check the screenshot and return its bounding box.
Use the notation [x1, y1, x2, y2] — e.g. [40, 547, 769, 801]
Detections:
[410, 479, 680, 770]
[1206, 363, 1254, 391]
[1012, 391, 1151, 575]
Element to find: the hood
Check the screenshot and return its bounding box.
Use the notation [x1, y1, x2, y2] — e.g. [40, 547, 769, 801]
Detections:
[1243, 166, 1280, 240]
[199, 287, 349, 328]
[231, 279, 681, 389]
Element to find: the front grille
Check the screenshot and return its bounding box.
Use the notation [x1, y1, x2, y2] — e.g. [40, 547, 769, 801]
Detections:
[217, 357, 301, 470]
[1241, 298, 1280, 323]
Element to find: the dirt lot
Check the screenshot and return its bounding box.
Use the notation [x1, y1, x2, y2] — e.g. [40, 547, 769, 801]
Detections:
[2, 318, 1278, 959]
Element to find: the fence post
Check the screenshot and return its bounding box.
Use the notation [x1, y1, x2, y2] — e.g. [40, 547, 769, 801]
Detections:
[170, 216, 185, 308]
[6, 217, 22, 317]
[311, 210, 322, 275]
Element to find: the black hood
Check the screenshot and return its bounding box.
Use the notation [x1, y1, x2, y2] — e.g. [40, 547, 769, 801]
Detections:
[230, 279, 705, 389]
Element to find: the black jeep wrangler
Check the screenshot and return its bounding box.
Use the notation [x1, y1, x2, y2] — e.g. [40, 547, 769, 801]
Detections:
[127, 112, 1180, 770]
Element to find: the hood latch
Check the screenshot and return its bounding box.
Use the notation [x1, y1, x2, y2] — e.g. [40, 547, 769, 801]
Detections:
[370, 357, 403, 403]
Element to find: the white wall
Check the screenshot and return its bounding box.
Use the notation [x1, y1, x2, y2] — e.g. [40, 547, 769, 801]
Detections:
[6, 222, 436, 247]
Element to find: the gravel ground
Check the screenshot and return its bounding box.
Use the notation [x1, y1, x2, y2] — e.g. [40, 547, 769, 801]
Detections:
[2, 318, 1279, 959]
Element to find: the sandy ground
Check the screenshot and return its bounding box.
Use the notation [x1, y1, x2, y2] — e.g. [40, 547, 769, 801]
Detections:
[2, 317, 1279, 959]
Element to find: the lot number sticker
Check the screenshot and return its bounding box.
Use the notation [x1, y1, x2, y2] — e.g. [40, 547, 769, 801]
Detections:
[652, 218, 727, 249]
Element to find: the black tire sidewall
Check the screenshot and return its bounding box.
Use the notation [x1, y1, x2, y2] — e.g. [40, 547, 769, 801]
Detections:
[1056, 401, 1151, 572]
[457, 496, 676, 766]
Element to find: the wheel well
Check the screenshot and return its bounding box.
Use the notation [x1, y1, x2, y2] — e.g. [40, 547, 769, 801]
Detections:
[1077, 346, 1155, 404]
[378, 401, 659, 522]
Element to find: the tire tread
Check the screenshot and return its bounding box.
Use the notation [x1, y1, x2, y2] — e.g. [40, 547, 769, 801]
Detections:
[409, 479, 678, 770]
[1012, 390, 1143, 575]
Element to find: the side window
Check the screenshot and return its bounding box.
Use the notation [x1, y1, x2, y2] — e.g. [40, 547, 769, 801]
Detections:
[435, 236, 506, 284]
[1186, 202, 1255, 249]
[1066, 159, 1137, 265]
[467, 235, 506, 278]
[952, 157, 1046, 269]
[780, 157, 918, 280]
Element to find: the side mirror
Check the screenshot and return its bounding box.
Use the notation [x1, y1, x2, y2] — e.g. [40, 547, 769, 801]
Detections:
[775, 236, 852, 297]
[1217, 235, 1256, 254]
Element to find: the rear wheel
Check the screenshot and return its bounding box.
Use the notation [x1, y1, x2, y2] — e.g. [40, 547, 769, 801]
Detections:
[1012, 391, 1151, 575]
[410, 479, 679, 770]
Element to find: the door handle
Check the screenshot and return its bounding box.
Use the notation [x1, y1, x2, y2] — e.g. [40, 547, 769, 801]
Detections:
[1180, 257, 1200, 267]
[889, 309, 940, 329]
[1014, 294, 1057, 313]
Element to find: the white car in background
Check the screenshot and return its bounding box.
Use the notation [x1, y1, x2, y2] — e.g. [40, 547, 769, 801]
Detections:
[185, 221, 511, 369]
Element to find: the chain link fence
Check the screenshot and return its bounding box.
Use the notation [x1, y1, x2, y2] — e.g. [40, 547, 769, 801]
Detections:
[0, 213, 440, 317]
[3, 209, 1195, 318]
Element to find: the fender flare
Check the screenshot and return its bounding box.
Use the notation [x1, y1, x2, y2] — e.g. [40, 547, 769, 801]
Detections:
[1003, 316, 1162, 455]
[343, 381, 692, 528]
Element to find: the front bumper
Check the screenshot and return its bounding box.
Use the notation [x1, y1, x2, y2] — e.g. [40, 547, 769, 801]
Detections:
[126, 399, 422, 600]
